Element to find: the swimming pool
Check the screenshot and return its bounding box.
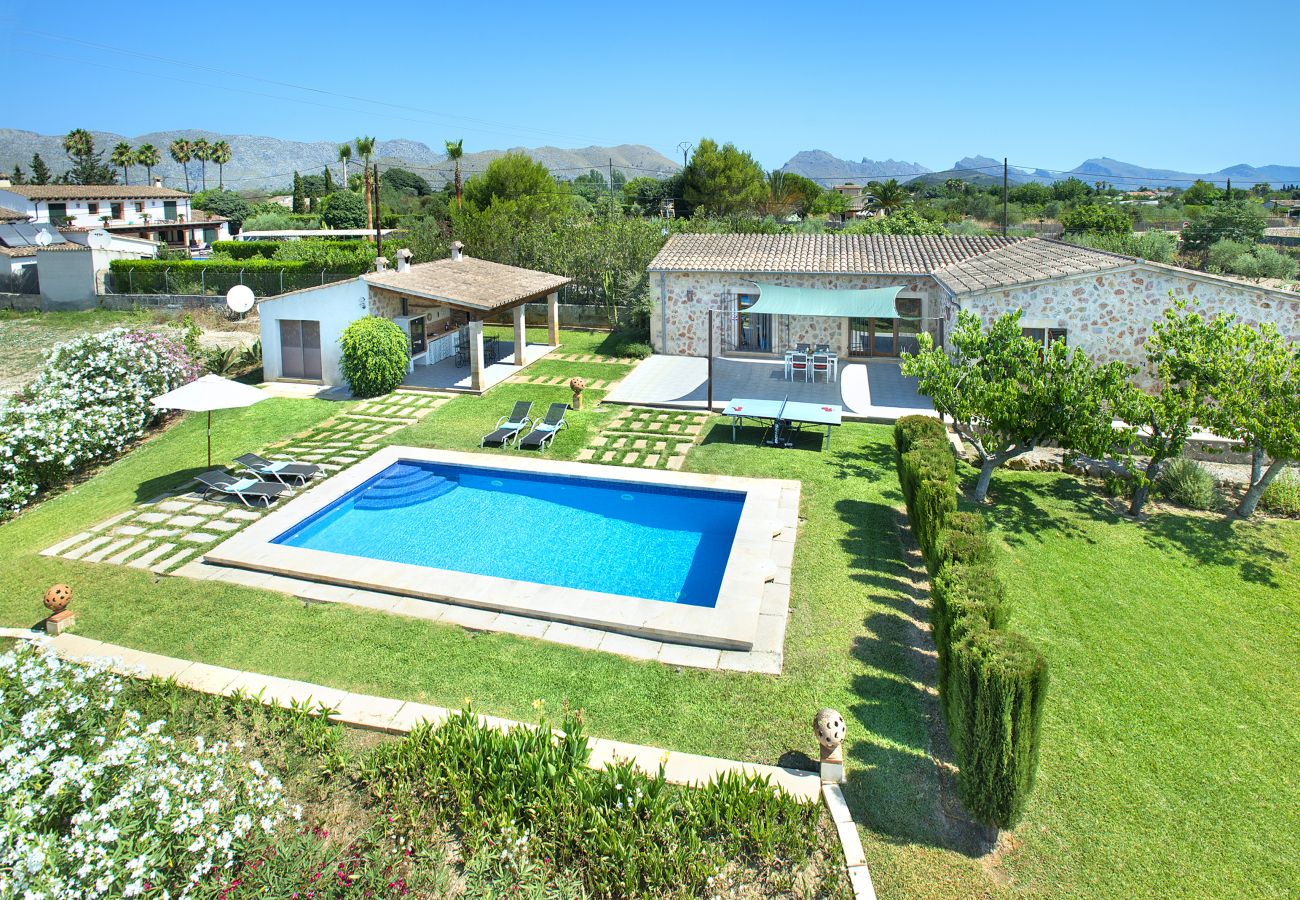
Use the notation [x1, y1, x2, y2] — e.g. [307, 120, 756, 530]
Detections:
[272, 460, 744, 605]
[204, 447, 796, 653]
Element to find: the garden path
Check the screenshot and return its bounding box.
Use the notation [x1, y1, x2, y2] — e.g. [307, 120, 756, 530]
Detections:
[575, 407, 710, 470]
[40, 390, 452, 575]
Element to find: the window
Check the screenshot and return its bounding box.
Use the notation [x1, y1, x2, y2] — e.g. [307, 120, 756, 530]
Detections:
[87, 202, 99, 215]
[1022, 327, 1068, 351]
[134, 202, 145, 214]
[46, 202, 67, 223]
[110, 202, 123, 219]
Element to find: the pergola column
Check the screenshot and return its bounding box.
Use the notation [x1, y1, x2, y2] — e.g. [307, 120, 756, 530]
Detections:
[547, 291, 560, 347]
[467, 320, 485, 391]
[513, 304, 527, 367]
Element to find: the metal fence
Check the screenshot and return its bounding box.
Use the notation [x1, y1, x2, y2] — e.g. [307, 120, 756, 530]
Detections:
[0, 266, 39, 295]
[105, 268, 359, 297]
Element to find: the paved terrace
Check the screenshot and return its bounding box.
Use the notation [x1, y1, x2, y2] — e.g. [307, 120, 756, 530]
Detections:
[605, 355, 935, 421]
[402, 338, 556, 393]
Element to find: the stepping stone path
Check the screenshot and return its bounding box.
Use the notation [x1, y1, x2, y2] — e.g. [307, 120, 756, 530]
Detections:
[42, 390, 451, 575]
[574, 407, 710, 471]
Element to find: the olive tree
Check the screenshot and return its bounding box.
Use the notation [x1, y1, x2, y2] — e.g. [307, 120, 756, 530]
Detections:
[903, 310, 1134, 502]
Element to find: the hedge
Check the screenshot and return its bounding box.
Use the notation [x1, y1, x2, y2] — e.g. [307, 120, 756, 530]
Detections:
[211, 240, 279, 259]
[893, 417, 1048, 831]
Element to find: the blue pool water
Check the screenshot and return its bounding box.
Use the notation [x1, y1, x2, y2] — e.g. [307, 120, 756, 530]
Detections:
[272, 461, 745, 606]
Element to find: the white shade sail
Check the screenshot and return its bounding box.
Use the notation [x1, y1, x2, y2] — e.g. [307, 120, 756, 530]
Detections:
[745, 283, 905, 318]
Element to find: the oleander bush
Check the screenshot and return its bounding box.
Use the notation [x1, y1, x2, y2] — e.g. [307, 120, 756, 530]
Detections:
[0, 642, 298, 899]
[0, 328, 198, 518]
[1156, 457, 1220, 510]
[894, 418, 1048, 831]
[339, 316, 410, 398]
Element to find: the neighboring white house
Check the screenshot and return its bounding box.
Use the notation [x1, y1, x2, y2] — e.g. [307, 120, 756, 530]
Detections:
[0, 180, 229, 247]
[36, 230, 157, 311]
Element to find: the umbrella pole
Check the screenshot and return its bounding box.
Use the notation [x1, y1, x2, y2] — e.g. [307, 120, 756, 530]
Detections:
[207, 410, 212, 469]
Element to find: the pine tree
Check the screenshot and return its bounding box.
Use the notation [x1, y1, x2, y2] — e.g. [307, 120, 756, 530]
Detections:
[323, 166, 335, 194]
[30, 154, 50, 185]
[292, 171, 306, 214]
[10, 165, 24, 185]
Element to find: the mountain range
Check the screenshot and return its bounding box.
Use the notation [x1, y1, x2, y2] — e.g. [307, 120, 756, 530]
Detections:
[781, 151, 1300, 189]
[0, 129, 680, 192]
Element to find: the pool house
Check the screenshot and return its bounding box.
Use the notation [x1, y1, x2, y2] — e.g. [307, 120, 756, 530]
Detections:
[258, 242, 570, 393]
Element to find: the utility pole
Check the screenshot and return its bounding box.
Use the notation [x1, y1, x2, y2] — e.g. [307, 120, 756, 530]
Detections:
[1002, 157, 1009, 237]
[677, 141, 693, 172]
[373, 162, 383, 258]
[609, 157, 615, 221]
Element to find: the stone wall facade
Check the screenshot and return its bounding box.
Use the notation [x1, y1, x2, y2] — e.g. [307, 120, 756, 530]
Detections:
[955, 265, 1300, 386]
[651, 271, 943, 357]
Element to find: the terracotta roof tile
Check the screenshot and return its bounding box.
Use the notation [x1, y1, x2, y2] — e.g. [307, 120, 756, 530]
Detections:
[363, 255, 569, 310]
[0, 205, 28, 222]
[932, 239, 1135, 294]
[0, 184, 189, 200]
[647, 233, 1021, 274]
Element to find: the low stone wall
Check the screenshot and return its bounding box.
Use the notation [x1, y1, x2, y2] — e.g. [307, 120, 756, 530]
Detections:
[100, 293, 229, 311]
[485, 302, 632, 329]
[0, 292, 42, 311]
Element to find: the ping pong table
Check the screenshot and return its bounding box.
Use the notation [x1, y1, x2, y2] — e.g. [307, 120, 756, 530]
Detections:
[723, 397, 843, 449]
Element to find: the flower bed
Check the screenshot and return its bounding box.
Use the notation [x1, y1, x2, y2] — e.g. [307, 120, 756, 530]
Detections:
[0, 328, 199, 518]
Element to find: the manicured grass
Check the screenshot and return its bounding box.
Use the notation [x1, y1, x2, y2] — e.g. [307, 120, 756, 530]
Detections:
[4, 324, 1295, 896]
[522, 359, 635, 382]
[973, 469, 1300, 897]
[0, 308, 152, 394]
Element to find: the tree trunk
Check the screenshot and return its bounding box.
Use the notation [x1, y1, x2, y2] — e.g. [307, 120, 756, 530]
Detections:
[364, 165, 373, 231]
[974, 459, 997, 502]
[1251, 444, 1264, 489]
[1236, 458, 1287, 518]
[1128, 458, 1162, 516]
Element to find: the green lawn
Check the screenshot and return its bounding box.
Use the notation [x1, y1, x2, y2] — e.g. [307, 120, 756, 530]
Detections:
[0, 308, 153, 395]
[2, 325, 1296, 897]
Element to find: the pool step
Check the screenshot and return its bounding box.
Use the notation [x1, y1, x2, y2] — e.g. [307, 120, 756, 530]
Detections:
[355, 470, 457, 510]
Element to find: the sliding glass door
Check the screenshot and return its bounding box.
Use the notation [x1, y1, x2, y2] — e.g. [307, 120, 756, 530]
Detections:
[279, 319, 322, 380]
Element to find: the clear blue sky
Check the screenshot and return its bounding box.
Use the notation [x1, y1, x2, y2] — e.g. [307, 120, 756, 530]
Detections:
[1, 0, 1296, 173]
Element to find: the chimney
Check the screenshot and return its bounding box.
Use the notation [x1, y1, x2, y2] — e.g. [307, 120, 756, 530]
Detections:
[153, 176, 162, 188]
[395, 248, 412, 273]
[450, 240, 464, 262]
[375, 256, 389, 273]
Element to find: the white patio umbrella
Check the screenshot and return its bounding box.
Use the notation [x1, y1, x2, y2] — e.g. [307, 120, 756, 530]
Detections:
[151, 375, 269, 468]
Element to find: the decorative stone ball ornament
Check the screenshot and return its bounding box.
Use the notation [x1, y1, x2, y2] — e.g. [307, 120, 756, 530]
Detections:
[813, 708, 846, 752]
[569, 377, 587, 410]
[43, 583, 72, 614]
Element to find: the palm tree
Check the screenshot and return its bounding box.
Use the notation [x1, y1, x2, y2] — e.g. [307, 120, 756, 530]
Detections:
[354, 136, 376, 229]
[337, 143, 351, 187]
[866, 178, 908, 216]
[444, 138, 464, 208]
[169, 139, 192, 192]
[62, 128, 94, 160]
[111, 142, 135, 185]
[136, 144, 161, 183]
[944, 178, 966, 197]
[210, 141, 232, 189]
[191, 138, 211, 191]
[762, 170, 798, 217]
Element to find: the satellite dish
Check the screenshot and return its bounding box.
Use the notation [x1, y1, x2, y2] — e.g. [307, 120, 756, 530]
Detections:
[226, 284, 255, 314]
[33, 229, 52, 247]
[87, 229, 111, 250]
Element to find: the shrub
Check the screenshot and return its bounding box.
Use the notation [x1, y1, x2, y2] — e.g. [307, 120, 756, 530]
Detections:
[1157, 457, 1220, 510]
[931, 523, 993, 576]
[363, 706, 820, 897]
[0, 328, 198, 517]
[1260, 469, 1300, 515]
[0, 642, 296, 897]
[1060, 203, 1132, 235]
[339, 316, 409, 398]
[931, 561, 1008, 695]
[894, 414, 948, 457]
[620, 341, 653, 359]
[946, 628, 1048, 829]
[321, 190, 368, 229]
[212, 239, 279, 259]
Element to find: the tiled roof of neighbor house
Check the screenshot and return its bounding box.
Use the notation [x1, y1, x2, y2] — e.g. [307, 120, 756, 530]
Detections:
[0, 245, 36, 258]
[0, 184, 189, 200]
[0, 205, 28, 222]
[932, 239, 1136, 295]
[363, 255, 570, 310]
[647, 233, 1020, 274]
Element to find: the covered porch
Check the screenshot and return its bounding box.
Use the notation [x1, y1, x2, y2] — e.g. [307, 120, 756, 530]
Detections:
[364, 244, 571, 395]
[604, 354, 934, 422]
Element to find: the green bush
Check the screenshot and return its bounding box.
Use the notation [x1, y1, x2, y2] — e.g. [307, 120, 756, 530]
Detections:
[894, 414, 948, 457]
[946, 628, 1048, 829]
[620, 341, 653, 359]
[1157, 457, 1220, 510]
[931, 524, 993, 576]
[339, 316, 409, 398]
[1260, 469, 1300, 515]
[212, 240, 279, 259]
[362, 707, 821, 897]
[931, 561, 1008, 696]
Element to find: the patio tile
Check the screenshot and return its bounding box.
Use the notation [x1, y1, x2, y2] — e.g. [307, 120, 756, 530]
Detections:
[389, 701, 449, 732]
[128, 542, 176, 569]
[718, 649, 783, 674]
[437, 605, 499, 631]
[490, 612, 550, 639]
[175, 663, 242, 694]
[656, 643, 721, 669]
[181, 531, 219, 543]
[541, 621, 605, 650]
[157, 500, 191, 513]
[224, 509, 263, 521]
[137, 512, 171, 524]
[207, 519, 240, 532]
[575, 449, 595, 461]
[760, 581, 791, 616]
[84, 538, 131, 563]
[643, 454, 660, 467]
[87, 511, 133, 532]
[169, 514, 206, 527]
[41, 531, 92, 557]
[114, 525, 146, 536]
[151, 547, 196, 573]
[106, 540, 152, 565]
[224, 671, 347, 712]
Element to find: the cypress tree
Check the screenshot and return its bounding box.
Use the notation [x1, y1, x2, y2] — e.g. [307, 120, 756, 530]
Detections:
[292, 171, 306, 214]
[323, 166, 335, 194]
[30, 153, 51, 185]
[10, 164, 24, 185]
